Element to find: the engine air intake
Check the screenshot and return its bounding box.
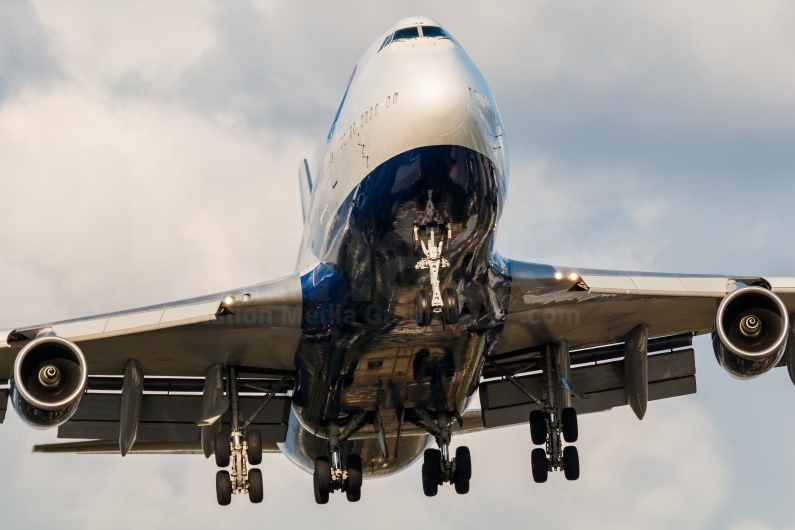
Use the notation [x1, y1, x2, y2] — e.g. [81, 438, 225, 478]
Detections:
[11, 336, 88, 428]
[712, 286, 789, 379]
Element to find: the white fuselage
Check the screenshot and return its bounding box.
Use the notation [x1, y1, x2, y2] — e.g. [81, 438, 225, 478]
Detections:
[296, 16, 508, 271]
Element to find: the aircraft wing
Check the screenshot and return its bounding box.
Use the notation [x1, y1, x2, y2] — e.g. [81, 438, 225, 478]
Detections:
[471, 259, 795, 431]
[0, 273, 303, 454]
[496, 259, 795, 355]
[0, 273, 303, 378]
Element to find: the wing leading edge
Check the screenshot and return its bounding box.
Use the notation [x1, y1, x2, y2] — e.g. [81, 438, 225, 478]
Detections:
[497, 259, 795, 356]
[0, 272, 303, 377]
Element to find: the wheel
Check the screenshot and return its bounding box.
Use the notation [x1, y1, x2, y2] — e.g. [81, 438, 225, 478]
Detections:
[214, 432, 230, 468]
[561, 407, 578, 443]
[422, 449, 441, 497]
[216, 470, 232, 506]
[347, 453, 363, 490]
[423, 449, 442, 483]
[248, 468, 263, 503]
[442, 287, 459, 324]
[314, 487, 329, 505]
[563, 446, 580, 481]
[247, 429, 262, 465]
[346, 487, 361, 502]
[529, 410, 546, 445]
[313, 456, 331, 504]
[454, 479, 470, 494]
[454, 446, 471, 482]
[415, 290, 431, 326]
[531, 448, 548, 483]
[421, 464, 439, 497]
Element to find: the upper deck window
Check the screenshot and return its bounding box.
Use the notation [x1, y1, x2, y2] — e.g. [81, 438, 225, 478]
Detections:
[420, 26, 448, 39]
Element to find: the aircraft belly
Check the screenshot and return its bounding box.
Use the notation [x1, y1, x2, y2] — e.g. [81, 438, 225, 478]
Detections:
[283, 144, 509, 475]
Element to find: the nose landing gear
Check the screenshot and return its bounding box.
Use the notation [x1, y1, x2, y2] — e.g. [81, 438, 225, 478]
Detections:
[413, 191, 458, 326]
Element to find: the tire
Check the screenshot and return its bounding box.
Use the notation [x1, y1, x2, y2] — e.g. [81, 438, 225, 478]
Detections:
[415, 290, 431, 326]
[214, 432, 230, 468]
[216, 470, 232, 506]
[314, 487, 329, 505]
[423, 449, 442, 484]
[531, 448, 548, 483]
[247, 429, 262, 465]
[346, 487, 361, 502]
[422, 449, 441, 497]
[421, 464, 439, 497]
[248, 468, 263, 503]
[561, 407, 578, 443]
[347, 454, 363, 490]
[529, 410, 546, 446]
[454, 479, 470, 495]
[563, 446, 580, 481]
[454, 446, 471, 482]
[442, 288, 459, 324]
[313, 456, 331, 504]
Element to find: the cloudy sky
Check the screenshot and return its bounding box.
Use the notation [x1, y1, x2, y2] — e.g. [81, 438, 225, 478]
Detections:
[2, 0, 795, 528]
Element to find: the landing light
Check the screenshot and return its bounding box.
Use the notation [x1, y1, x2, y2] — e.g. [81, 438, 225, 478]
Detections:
[568, 272, 579, 282]
[223, 295, 236, 306]
[554, 272, 563, 280]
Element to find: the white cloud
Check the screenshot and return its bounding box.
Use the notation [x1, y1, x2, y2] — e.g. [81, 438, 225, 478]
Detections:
[31, 0, 217, 88]
[0, 85, 306, 326]
[2, 1, 795, 528]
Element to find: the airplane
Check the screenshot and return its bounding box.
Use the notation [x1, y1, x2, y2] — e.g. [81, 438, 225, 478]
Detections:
[2, 15, 795, 506]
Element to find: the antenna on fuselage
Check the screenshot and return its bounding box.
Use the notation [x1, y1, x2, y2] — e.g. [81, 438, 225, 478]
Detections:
[298, 159, 313, 222]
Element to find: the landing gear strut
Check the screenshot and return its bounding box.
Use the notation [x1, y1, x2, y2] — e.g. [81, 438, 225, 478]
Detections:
[213, 367, 265, 505]
[312, 412, 367, 504]
[414, 409, 471, 496]
[529, 342, 580, 483]
[414, 191, 458, 326]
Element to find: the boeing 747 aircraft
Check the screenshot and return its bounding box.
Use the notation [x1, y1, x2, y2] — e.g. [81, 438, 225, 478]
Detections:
[3, 16, 795, 505]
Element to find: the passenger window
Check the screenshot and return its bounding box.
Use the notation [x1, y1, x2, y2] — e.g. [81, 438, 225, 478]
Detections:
[392, 27, 419, 41]
[375, 104, 378, 116]
[386, 96, 391, 108]
[420, 26, 447, 38]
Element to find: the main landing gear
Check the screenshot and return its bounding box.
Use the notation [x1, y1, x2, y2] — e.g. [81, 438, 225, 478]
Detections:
[414, 409, 471, 496]
[529, 343, 580, 483]
[213, 367, 265, 505]
[312, 412, 367, 504]
[414, 191, 458, 327]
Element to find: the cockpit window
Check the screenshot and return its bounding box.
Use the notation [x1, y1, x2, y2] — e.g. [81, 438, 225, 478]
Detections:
[392, 27, 420, 41]
[420, 26, 447, 38]
[377, 33, 393, 52]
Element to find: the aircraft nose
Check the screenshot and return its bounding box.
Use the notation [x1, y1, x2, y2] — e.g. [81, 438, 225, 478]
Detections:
[400, 55, 470, 138]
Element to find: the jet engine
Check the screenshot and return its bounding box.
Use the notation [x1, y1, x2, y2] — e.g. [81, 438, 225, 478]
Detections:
[712, 286, 790, 379]
[10, 335, 88, 428]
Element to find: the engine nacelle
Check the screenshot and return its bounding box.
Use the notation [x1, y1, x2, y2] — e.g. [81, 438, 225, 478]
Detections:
[712, 286, 789, 379]
[10, 336, 88, 429]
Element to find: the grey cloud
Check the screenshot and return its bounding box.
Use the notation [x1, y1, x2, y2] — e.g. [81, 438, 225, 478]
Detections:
[0, 0, 61, 103]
